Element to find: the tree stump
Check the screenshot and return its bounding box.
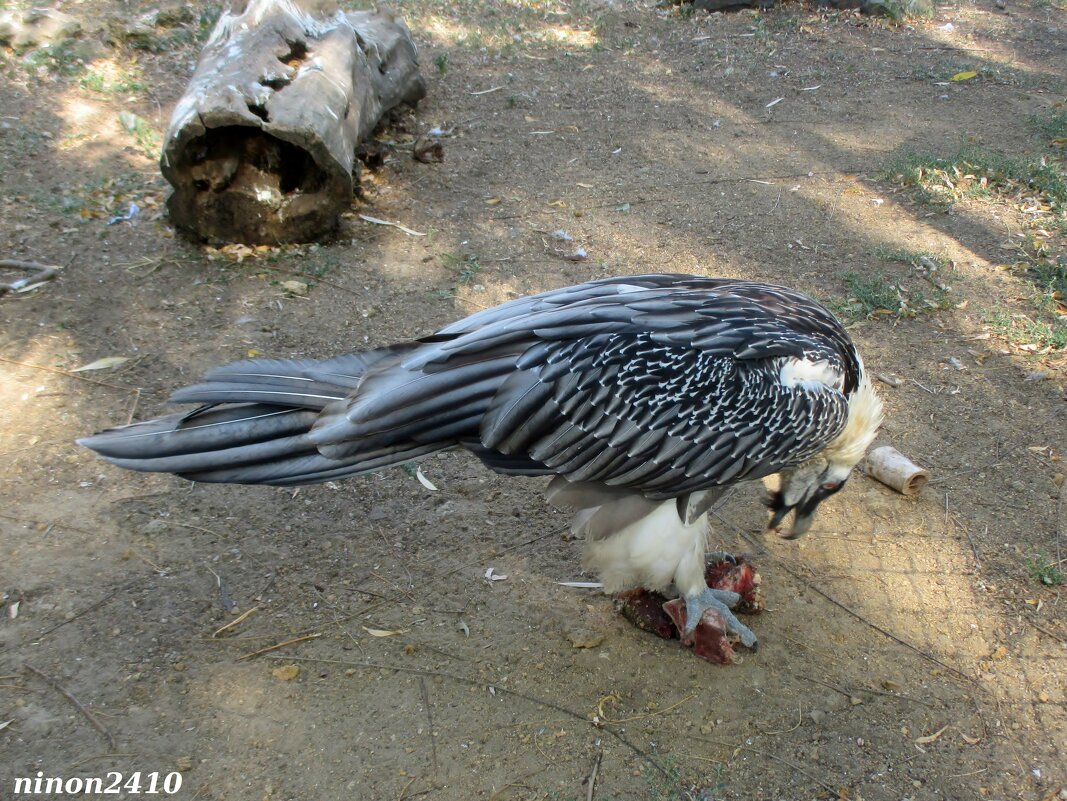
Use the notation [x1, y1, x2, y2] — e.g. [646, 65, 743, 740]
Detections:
[161, 0, 426, 244]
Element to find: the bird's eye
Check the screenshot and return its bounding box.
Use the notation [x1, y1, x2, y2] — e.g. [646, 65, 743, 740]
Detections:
[821, 481, 841, 491]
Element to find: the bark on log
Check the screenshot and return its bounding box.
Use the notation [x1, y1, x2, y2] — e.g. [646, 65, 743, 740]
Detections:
[161, 0, 425, 244]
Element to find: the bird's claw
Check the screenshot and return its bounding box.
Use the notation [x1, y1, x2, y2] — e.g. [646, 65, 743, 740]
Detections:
[683, 587, 758, 649]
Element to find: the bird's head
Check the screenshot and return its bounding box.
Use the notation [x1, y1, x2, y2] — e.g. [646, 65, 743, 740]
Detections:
[766, 375, 884, 539]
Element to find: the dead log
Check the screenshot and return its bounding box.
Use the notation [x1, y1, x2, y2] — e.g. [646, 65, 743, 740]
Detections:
[161, 0, 425, 244]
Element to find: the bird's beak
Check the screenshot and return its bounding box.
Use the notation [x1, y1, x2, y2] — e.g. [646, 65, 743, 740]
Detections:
[766, 501, 793, 534]
[765, 492, 803, 538]
[783, 509, 814, 538]
[772, 494, 827, 539]
[764, 491, 821, 539]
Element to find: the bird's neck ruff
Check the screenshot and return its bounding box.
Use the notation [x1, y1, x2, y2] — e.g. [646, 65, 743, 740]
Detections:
[820, 373, 883, 468]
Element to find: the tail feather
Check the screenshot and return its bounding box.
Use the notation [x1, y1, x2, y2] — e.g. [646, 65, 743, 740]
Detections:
[78, 349, 445, 486]
[78, 405, 313, 460]
[177, 441, 447, 486]
[170, 350, 409, 409]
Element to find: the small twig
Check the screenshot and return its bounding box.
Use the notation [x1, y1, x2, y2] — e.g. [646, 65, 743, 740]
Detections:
[740, 746, 838, 794]
[357, 214, 426, 237]
[1028, 620, 1067, 645]
[206, 566, 237, 613]
[36, 581, 142, 640]
[268, 654, 667, 776]
[172, 521, 219, 537]
[964, 525, 984, 571]
[0, 259, 62, 294]
[596, 692, 695, 724]
[757, 703, 803, 735]
[693, 736, 838, 794]
[212, 605, 260, 638]
[0, 356, 139, 394]
[237, 632, 322, 660]
[909, 378, 936, 394]
[68, 753, 139, 770]
[397, 776, 416, 801]
[419, 677, 439, 776]
[799, 674, 934, 708]
[23, 663, 115, 748]
[1056, 486, 1065, 572]
[585, 751, 602, 801]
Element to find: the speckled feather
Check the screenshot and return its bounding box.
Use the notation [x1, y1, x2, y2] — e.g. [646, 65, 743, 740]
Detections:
[81, 275, 864, 493]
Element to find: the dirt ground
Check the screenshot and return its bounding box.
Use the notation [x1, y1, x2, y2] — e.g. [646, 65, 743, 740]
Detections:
[1, 0, 1065, 799]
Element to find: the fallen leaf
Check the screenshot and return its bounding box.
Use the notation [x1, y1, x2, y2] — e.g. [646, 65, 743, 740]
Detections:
[415, 467, 438, 491]
[72, 356, 130, 372]
[176, 756, 194, 771]
[881, 679, 902, 691]
[950, 71, 978, 81]
[363, 626, 407, 637]
[961, 733, 981, 745]
[272, 664, 300, 681]
[915, 724, 949, 744]
[280, 280, 308, 296]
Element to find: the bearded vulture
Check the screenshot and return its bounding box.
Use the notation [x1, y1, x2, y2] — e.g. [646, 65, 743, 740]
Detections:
[80, 274, 883, 651]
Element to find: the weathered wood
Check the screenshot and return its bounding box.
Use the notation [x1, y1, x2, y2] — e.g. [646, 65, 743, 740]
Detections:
[161, 0, 425, 244]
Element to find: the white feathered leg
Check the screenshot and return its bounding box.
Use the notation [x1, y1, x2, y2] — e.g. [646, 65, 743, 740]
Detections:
[580, 498, 757, 648]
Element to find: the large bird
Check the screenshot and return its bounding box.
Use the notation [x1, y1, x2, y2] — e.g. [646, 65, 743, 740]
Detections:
[80, 274, 883, 651]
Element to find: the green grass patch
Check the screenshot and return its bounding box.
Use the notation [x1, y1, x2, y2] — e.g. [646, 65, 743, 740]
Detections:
[1029, 257, 1067, 298]
[433, 252, 483, 298]
[866, 0, 935, 21]
[118, 111, 160, 159]
[19, 40, 90, 79]
[875, 246, 947, 268]
[881, 146, 1067, 210]
[78, 61, 146, 95]
[1027, 552, 1065, 587]
[1030, 108, 1067, 148]
[984, 308, 1067, 350]
[829, 271, 951, 321]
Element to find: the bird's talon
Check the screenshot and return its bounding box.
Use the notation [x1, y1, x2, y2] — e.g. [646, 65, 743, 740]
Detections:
[707, 587, 741, 608]
[684, 587, 758, 650]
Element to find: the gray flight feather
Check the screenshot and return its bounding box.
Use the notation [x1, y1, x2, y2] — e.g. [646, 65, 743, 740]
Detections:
[80, 274, 863, 504]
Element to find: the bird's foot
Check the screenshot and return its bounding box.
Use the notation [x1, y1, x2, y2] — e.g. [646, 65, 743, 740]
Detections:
[614, 556, 762, 664]
[680, 587, 758, 649]
[704, 555, 762, 614]
[662, 592, 752, 665]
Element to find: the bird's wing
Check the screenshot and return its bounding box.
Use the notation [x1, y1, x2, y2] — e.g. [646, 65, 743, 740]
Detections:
[307, 276, 855, 493]
[468, 278, 855, 497]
